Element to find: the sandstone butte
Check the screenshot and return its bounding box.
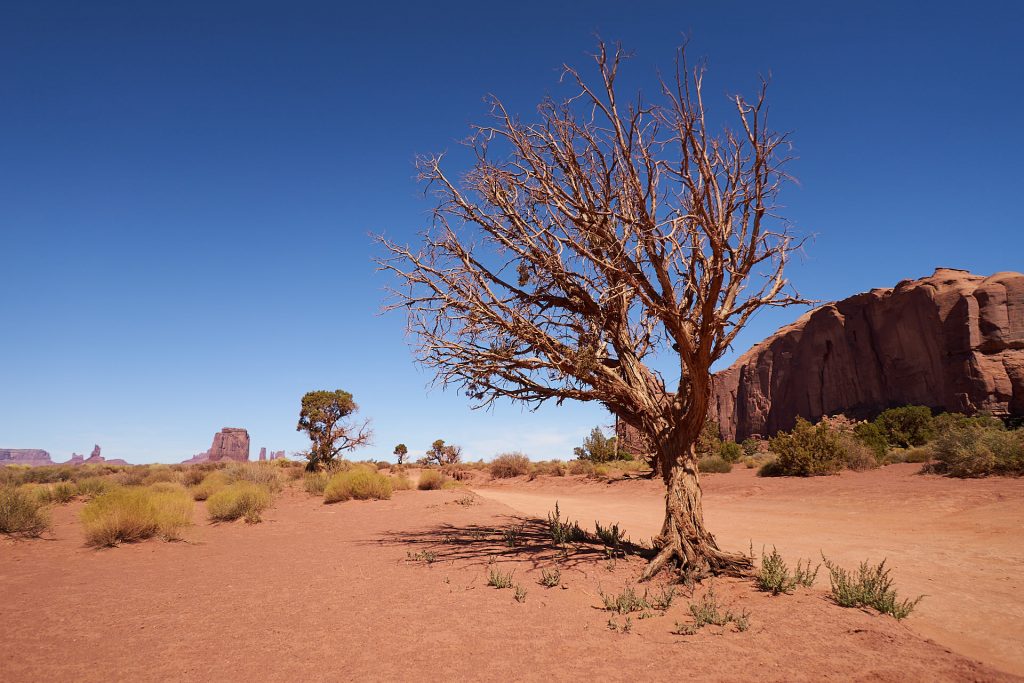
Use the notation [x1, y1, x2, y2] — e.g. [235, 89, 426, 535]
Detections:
[711, 268, 1024, 441]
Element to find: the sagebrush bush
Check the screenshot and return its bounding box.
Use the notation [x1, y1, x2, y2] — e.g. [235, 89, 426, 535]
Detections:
[191, 471, 231, 501]
[303, 471, 329, 495]
[568, 460, 595, 476]
[51, 481, 79, 503]
[0, 486, 51, 537]
[323, 468, 393, 503]
[77, 476, 114, 498]
[141, 465, 177, 486]
[822, 555, 923, 620]
[766, 418, 845, 476]
[206, 482, 272, 523]
[225, 463, 283, 492]
[931, 422, 1023, 477]
[698, 455, 733, 473]
[490, 452, 531, 478]
[417, 469, 445, 490]
[81, 486, 193, 546]
[180, 467, 207, 487]
[391, 473, 413, 490]
[841, 435, 879, 471]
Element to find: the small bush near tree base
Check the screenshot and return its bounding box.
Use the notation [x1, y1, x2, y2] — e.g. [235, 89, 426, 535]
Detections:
[822, 555, 923, 620]
[767, 418, 845, 476]
[0, 486, 51, 537]
[206, 482, 272, 523]
[755, 546, 819, 595]
[489, 452, 531, 478]
[304, 472, 329, 495]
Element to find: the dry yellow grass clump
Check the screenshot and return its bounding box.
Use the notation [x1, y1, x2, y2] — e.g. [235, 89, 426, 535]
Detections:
[0, 486, 52, 537]
[81, 485, 193, 547]
[206, 482, 272, 523]
[323, 468, 393, 503]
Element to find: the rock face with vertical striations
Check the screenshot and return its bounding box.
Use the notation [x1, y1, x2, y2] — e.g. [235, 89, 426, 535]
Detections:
[711, 269, 1024, 441]
[207, 428, 250, 462]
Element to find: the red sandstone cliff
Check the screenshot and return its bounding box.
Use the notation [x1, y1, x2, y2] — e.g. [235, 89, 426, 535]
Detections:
[711, 268, 1024, 441]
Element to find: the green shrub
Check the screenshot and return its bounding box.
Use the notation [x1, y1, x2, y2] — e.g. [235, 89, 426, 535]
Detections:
[573, 426, 619, 462]
[595, 520, 627, 554]
[741, 438, 761, 457]
[490, 452, 531, 478]
[874, 406, 934, 448]
[599, 585, 648, 614]
[767, 418, 845, 476]
[822, 555, 923, 620]
[841, 435, 879, 471]
[719, 441, 743, 463]
[206, 482, 272, 523]
[674, 586, 750, 634]
[323, 468, 393, 503]
[547, 502, 587, 545]
[698, 455, 733, 473]
[0, 486, 51, 537]
[81, 486, 193, 546]
[417, 469, 445, 490]
[755, 546, 819, 595]
[756, 458, 783, 477]
[930, 423, 1024, 477]
[853, 422, 888, 459]
[191, 471, 230, 501]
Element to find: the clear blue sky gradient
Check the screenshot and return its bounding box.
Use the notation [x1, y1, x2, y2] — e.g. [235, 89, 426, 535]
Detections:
[2, 1, 1022, 463]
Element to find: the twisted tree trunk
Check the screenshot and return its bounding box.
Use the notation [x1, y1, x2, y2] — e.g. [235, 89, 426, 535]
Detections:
[640, 439, 751, 581]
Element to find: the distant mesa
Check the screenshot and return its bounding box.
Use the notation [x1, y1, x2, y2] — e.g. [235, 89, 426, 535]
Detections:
[257, 447, 286, 461]
[0, 444, 128, 467]
[181, 427, 256, 464]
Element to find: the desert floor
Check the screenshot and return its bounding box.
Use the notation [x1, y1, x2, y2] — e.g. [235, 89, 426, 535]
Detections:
[1, 463, 1022, 682]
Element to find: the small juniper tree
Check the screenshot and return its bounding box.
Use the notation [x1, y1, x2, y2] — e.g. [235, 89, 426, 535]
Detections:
[574, 426, 618, 462]
[393, 443, 409, 464]
[296, 390, 372, 471]
[423, 439, 462, 465]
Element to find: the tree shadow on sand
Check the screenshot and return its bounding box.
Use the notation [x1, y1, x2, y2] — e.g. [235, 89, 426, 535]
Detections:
[374, 512, 650, 572]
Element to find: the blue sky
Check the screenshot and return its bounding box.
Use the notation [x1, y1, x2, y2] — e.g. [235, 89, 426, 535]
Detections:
[1, 1, 1022, 464]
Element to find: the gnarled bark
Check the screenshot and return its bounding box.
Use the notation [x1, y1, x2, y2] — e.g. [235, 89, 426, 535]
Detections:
[641, 441, 751, 581]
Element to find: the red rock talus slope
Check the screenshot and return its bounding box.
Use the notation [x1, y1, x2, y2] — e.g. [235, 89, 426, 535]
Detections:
[712, 268, 1024, 441]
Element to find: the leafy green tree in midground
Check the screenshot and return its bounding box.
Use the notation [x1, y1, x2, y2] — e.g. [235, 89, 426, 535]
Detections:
[574, 426, 619, 462]
[297, 390, 373, 471]
[393, 443, 409, 464]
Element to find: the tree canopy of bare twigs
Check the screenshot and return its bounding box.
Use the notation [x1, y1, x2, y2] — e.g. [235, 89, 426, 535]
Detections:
[377, 41, 806, 580]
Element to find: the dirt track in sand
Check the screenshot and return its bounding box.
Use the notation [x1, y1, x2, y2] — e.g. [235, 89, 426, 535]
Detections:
[0, 465, 1021, 681]
[473, 463, 1024, 676]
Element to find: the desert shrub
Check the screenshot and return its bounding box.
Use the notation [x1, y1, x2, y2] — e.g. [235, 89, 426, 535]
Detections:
[530, 461, 567, 478]
[903, 446, 933, 463]
[488, 566, 515, 589]
[417, 469, 445, 490]
[141, 465, 177, 486]
[514, 584, 528, 602]
[323, 468, 393, 503]
[113, 468, 147, 487]
[874, 405, 934, 448]
[675, 587, 750, 634]
[50, 481, 78, 503]
[741, 438, 761, 457]
[766, 418, 845, 476]
[224, 463, 282, 492]
[304, 471, 329, 495]
[930, 422, 1024, 477]
[206, 482, 272, 523]
[568, 460, 595, 476]
[0, 486, 51, 537]
[756, 547, 819, 595]
[81, 486, 193, 546]
[841, 435, 879, 471]
[698, 455, 733, 474]
[539, 568, 561, 587]
[76, 476, 114, 498]
[756, 458, 783, 477]
[719, 441, 743, 463]
[490, 452, 531, 478]
[882, 449, 908, 465]
[191, 471, 231, 501]
[595, 520, 627, 554]
[547, 502, 587, 545]
[391, 473, 413, 490]
[822, 555, 923, 620]
[599, 585, 648, 614]
[853, 422, 888, 460]
[180, 467, 207, 487]
[591, 464, 610, 479]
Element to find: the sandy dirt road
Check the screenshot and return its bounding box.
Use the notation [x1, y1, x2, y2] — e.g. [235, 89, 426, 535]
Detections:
[473, 463, 1024, 676]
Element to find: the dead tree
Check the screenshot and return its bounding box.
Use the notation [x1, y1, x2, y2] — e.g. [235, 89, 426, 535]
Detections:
[378, 42, 805, 580]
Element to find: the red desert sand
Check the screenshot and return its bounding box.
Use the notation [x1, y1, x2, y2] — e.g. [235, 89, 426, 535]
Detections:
[1, 463, 1021, 681]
